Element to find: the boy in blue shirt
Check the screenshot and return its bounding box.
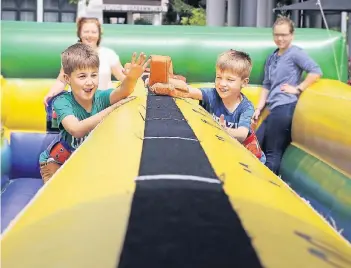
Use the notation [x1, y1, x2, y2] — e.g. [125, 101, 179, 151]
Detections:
[39, 43, 149, 182]
[151, 49, 265, 163]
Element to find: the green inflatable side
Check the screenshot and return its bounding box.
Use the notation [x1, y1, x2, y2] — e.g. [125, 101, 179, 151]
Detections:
[1, 21, 348, 83]
[280, 145, 351, 218]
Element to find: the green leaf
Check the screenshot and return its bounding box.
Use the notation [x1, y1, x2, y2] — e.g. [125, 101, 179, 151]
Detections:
[181, 8, 206, 26]
[69, 0, 90, 6]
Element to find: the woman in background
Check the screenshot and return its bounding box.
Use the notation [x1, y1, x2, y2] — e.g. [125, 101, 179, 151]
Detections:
[253, 16, 322, 175]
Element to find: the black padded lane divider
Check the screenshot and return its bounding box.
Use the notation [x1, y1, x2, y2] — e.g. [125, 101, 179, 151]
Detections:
[118, 93, 262, 268]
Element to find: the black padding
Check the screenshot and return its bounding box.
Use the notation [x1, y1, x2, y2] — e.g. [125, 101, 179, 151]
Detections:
[118, 179, 262, 268]
[139, 139, 214, 177]
[117, 94, 262, 268]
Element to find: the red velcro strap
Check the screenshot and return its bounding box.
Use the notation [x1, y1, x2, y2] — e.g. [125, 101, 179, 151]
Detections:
[49, 142, 71, 164]
[243, 130, 263, 159]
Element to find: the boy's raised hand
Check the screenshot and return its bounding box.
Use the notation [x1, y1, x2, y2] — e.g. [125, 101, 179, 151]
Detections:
[127, 52, 151, 80]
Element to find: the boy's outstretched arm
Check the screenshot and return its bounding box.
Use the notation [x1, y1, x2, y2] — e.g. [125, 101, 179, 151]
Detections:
[58, 97, 135, 139]
[222, 125, 249, 143]
[182, 85, 203, 100]
[150, 79, 203, 100]
[109, 52, 150, 105]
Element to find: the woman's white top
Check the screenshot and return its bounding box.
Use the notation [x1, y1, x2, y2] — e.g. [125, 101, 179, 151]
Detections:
[97, 46, 120, 90]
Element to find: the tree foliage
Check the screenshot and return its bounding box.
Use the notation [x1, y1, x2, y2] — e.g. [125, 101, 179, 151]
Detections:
[275, 0, 294, 17]
[69, 0, 89, 5]
[163, 0, 205, 25]
[134, 18, 153, 25]
[181, 8, 206, 26]
[172, 0, 194, 14]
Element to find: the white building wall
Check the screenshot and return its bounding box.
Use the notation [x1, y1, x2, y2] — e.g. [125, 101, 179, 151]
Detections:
[77, 0, 104, 23]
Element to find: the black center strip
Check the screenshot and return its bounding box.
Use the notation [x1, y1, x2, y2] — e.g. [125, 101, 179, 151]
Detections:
[117, 93, 262, 268]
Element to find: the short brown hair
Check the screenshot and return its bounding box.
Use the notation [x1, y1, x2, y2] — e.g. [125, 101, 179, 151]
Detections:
[61, 43, 99, 75]
[273, 16, 295, 34]
[216, 49, 252, 79]
[76, 17, 102, 46]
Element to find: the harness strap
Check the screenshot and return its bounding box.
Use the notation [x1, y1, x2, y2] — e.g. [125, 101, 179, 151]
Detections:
[242, 127, 263, 159]
[49, 141, 72, 165]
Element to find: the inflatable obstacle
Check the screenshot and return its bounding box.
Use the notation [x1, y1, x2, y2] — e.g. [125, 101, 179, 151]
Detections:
[1, 21, 351, 267]
[1, 21, 348, 83]
[2, 80, 351, 268]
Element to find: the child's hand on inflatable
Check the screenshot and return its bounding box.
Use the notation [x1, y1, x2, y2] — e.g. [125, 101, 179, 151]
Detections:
[219, 114, 227, 129]
[150, 78, 189, 98]
[126, 52, 150, 80]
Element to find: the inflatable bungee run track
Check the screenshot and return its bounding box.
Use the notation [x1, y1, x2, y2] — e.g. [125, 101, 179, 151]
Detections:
[1, 21, 351, 268]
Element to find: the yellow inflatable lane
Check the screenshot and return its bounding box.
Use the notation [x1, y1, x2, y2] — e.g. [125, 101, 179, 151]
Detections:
[2, 83, 351, 268]
[175, 98, 351, 268]
[1, 81, 147, 268]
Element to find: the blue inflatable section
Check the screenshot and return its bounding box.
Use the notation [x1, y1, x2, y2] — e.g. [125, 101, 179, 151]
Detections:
[1, 132, 57, 232]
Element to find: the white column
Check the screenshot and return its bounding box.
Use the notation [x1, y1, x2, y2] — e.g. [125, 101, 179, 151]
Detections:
[206, 0, 226, 26]
[341, 11, 348, 35]
[310, 12, 322, 28]
[159, 12, 163, 25]
[256, 0, 268, 27]
[290, 0, 299, 27]
[227, 0, 240, 26]
[240, 0, 257, 27]
[347, 13, 351, 57]
[266, 0, 276, 27]
[127, 11, 134, 24]
[304, 12, 311, 28]
[37, 0, 43, 22]
[153, 13, 162, 25]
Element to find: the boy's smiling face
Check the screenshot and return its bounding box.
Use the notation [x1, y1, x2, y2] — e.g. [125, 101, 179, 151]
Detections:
[215, 68, 249, 100]
[64, 68, 99, 103]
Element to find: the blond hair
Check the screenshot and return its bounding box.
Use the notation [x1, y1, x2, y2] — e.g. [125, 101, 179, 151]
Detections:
[216, 49, 252, 79]
[273, 16, 295, 33]
[61, 43, 99, 75]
